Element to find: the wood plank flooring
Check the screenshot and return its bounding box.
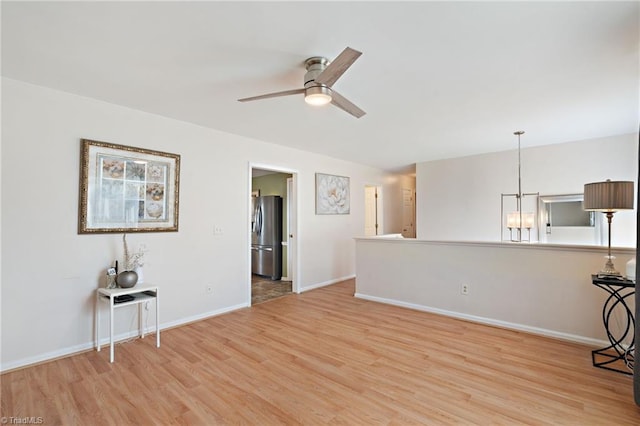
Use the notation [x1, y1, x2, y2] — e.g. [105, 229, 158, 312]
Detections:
[2, 279, 640, 424]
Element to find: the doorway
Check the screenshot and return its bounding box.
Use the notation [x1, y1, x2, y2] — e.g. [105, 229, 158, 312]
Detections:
[402, 188, 416, 238]
[364, 185, 383, 236]
[249, 165, 298, 305]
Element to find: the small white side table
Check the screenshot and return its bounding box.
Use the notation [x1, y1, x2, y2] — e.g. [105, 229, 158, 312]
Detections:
[95, 285, 160, 362]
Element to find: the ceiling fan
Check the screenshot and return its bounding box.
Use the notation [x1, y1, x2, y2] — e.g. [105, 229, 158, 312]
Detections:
[238, 47, 366, 118]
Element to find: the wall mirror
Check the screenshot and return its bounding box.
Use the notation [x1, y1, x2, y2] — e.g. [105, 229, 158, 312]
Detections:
[538, 194, 602, 245]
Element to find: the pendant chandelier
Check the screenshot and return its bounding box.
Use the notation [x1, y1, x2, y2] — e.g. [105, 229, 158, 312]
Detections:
[501, 131, 539, 242]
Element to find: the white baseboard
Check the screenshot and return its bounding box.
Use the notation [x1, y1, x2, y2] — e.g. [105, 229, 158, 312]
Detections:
[299, 274, 355, 293]
[159, 302, 248, 331]
[0, 341, 98, 373]
[0, 302, 248, 373]
[354, 292, 609, 348]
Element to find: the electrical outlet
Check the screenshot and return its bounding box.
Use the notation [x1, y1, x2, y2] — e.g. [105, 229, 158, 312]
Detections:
[206, 285, 213, 294]
[461, 283, 470, 295]
[213, 226, 223, 235]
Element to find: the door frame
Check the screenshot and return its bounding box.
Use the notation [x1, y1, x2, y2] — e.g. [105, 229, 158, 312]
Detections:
[248, 163, 299, 305]
[364, 184, 383, 236]
[284, 177, 294, 281]
[401, 187, 416, 238]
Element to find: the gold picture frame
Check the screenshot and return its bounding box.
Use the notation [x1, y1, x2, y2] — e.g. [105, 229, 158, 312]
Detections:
[78, 139, 180, 234]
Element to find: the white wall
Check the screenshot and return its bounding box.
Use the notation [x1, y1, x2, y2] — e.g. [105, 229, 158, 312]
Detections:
[0, 78, 388, 370]
[416, 134, 638, 246]
[355, 238, 636, 345]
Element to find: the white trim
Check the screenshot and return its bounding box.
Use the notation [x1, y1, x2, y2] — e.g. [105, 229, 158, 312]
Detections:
[249, 163, 300, 300]
[160, 303, 248, 331]
[300, 275, 356, 293]
[1, 341, 100, 374]
[0, 303, 247, 373]
[286, 177, 294, 287]
[354, 292, 609, 348]
[353, 236, 636, 255]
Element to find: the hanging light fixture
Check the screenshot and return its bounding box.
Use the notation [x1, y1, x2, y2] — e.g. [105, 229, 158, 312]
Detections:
[501, 131, 538, 242]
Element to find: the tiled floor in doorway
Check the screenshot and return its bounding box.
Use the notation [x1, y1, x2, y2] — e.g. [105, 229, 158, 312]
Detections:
[251, 274, 292, 305]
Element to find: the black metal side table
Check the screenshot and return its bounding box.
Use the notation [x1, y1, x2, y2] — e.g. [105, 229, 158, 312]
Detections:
[591, 275, 635, 375]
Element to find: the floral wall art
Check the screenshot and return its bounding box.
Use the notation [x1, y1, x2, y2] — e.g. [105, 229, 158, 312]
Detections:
[315, 173, 350, 215]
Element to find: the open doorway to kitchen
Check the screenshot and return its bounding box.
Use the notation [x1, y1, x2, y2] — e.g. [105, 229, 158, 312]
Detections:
[249, 165, 298, 305]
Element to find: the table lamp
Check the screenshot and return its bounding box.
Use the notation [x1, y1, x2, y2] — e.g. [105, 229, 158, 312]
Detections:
[583, 179, 634, 278]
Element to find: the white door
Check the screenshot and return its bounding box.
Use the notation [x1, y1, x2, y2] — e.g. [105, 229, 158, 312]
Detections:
[402, 188, 415, 238]
[364, 186, 378, 236]
[283, 178, 293, 282]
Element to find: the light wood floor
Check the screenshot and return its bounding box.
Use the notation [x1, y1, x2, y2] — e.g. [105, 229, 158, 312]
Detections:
[2, 279, 640, 424]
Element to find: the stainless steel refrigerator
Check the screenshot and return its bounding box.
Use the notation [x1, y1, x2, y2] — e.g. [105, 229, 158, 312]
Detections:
[251, 195, 283, 280]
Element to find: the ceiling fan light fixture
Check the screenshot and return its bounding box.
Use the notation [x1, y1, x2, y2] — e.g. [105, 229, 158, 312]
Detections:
[304, 86, 332, 106]
[238, 47, 364, 117]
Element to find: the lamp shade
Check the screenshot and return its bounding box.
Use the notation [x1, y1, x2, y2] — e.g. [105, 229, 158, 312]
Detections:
[506, 212, 535, 228]
[583, 180, 634, 212]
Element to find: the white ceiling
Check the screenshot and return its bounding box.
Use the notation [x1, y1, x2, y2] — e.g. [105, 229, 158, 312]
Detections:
[2, 1, 638, 172]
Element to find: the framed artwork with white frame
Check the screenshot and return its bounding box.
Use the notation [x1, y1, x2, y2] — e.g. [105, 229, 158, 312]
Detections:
[315, 173, 350, 215]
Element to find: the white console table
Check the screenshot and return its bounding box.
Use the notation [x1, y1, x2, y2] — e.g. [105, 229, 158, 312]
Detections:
[95, 285, 160, 362]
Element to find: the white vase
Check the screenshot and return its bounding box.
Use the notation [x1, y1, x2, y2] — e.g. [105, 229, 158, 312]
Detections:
[626, 258, 636, 281]
[134, 266, 145, 284]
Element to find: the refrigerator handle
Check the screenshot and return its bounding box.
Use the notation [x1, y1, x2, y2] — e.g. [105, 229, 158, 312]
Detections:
[256, 205, 262, 235]
[252, 203, 260, 234]
[251, 215, 255, 234]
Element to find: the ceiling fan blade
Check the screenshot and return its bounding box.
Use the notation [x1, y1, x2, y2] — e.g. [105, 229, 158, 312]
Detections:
[315, 47, 362, 87]
[238, 88, 304, 102]
[330, 90, 366, 118]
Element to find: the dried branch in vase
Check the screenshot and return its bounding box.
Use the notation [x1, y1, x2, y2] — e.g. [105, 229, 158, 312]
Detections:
[122, 233, 145, 270]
